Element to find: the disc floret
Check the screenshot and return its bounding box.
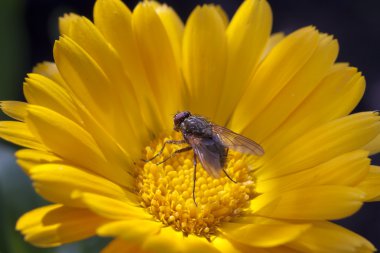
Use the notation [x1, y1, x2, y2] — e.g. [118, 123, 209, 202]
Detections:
[137, 133, 257, 237]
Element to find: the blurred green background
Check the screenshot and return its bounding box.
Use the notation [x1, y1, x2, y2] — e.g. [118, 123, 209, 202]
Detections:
[1, 0, 380, 253]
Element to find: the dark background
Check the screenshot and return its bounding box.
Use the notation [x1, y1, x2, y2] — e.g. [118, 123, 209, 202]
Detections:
[0, 1, 379, 252]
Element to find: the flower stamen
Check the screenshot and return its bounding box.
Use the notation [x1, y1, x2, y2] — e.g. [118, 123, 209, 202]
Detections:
[137, 132, 257, 237]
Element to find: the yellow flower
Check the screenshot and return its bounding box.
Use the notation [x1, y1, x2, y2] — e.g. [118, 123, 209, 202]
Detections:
[1, 0, 380, 252]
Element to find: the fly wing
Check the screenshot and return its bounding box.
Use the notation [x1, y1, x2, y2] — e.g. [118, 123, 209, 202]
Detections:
[188, 136, 223, 178]
[212, 125, 264, 156]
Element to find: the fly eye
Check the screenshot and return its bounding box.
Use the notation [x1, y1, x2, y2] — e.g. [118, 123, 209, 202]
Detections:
[174, 115, 182, 126]
[174, 111, 191, 126]
[174, 118, 180, 127]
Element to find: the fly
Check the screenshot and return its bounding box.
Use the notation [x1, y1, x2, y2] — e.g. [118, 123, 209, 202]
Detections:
[144, 111, 264, 206]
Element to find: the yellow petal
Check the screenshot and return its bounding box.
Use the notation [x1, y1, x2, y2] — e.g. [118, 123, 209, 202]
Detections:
[215, 5, 229, 27]
[142, 227, 219, 253]
[44, 37, 135, 165]
[213, 237, 298, 253]
[256, 112, 380, 180]
[16, 204, 108, 247]
[182, 5, 227, 118]
[57, 15, 150, 153]
[251, 186, 365, 220]
[154, 4, 184, 67]
[32, 61, 66, 88]
[133, 2, 183, 127]
[25, 105, 133, 187]
[256, 150, 370, 193]
[58, 13, 80, 35]
[24, 73, 80, 123]
[243, 34, 338, 141]
[357, 166, 380, 202]
[230, 26, 319, 132]
[260, 32, 285, 60]
[72, 104, 136, 175]
[17, 160, 37, 174]
[77, 192, 150, 220]
[94, 0, 165, 131]
[15, 149, 63, 175]
[212, 237, 243, 253]
[215, 0, 272, 124]
[0, 101, 28, 121]
[93, 0, 134, 76]
[30, 164, 138, 207]
[287, 222, 376, 253]
[54, 35, 145, 154]
[54, 35, 122, 135]
[262, 65, 365, 157]
[363, 133, 380, 155]
[219, 221, 310, 247]
[97, 220, 161, 242]
[101, 238, 149, 253]
[0, 121, 46, 150]
[62, 15, 127, 94]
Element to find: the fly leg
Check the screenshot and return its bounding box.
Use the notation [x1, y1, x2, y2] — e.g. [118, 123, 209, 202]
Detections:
[193, 153, 198, 207]
[143, 139, 186, 162]
[156, 146, 192, 165]
[222, 169, 237, 184]
[222, 148, 237, 183]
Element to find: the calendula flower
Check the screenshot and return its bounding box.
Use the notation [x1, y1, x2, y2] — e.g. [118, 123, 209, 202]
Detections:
[1, 0, 380, 252]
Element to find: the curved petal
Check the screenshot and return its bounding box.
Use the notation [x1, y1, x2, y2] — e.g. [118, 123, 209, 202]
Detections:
[154, 4, 184, 67]
[57, 14, 150, 154]
[59, 13, 79, 35]
[32, 61, 66, 88]
[54, 35, 112, 124]
[101, 238, 150, 253]
[251, 186, 365, 220]
[182, 4, 227, 119]
[214, 5, 228, 28]
[61, 15, 130, 90]
[24, 73, 80, 123]
[357, 166, 380, 202]
[16, 204, 108, 247]
[0, 101, 28, 121]
[363, 133, 380, 155]
[30, 164, 138, 207]
[230, 26, 319, 132]
[54, 34, 145, 153]
[46, 36, 136, 164]
[71, 104, 136, 174]
[256, 150, 370, 193]
[97, 219, 161, 243]
[15, 149, 63, 175]
[260, 32, 285, 61]
[213, 236, 298, 253]
[93, 0, 165, 132]
[0, 121, 46, 150]
[77, 192, 150, 220]
[256, 112, 380, 180]
[219, 220, 310, 248]
[215, 0, 272, 124]
[287, 222, 375, 253]
[133, 2, 183, 128]
[243, 34, 338, 142]
[262, 65, 365, 157]
[25, 105, 134, 187]
[141, 227, 219, 253]
[212, 237, 242, 253]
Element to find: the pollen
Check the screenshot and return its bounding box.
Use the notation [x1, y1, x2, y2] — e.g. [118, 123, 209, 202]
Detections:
[136, 132, 257, 238]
